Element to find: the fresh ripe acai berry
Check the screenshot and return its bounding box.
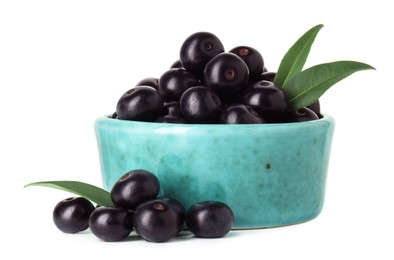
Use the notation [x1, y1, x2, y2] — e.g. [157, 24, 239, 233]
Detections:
[180, 32, 224, 76]
[180, 86, 223, 124]
[156, 115, 187, 123]
[163, 101, 182, 117]
[220, 104, 265, 124]
[204, 52, 249, 96]
[241, 80, 288, 116]
[158, 68, 201, 101]
[307, 100, 322, 118]
[110, 112, 117, 119]
[111, 169, 160, 210]
[229, 46, 264, 79]
[283, 107, 319, 122]
[116, 86, 163, 121]
[256, 71, 276, 83]
[170, 59, 184, 69]
[89, 207, 133, 242]
[53, 197, 95, 234]
[186, 201, 234, 238]
[133, 199, 183, 242]
[136, 77, 159, 90]
[160, 197, 186, 232]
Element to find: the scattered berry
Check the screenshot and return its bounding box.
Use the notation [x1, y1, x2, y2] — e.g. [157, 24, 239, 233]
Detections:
[111, 169, 160, 210]
[133, 198, 184, 242]
[53, 197, 95, 234]
[89, 206, 133, 242]
[186, 201, 234, 238]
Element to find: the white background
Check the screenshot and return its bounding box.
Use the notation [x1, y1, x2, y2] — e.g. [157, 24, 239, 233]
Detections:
[1, 0, 393, 259]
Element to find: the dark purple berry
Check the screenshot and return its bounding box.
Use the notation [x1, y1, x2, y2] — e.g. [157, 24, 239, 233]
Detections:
[220, 104, 265, 124]
[136, 77, 159, 90]
[180, 86, 222, 124]
[158, 68, 200, 101]
[283, 107, 319, 122]
[256, 71, 276, 83]
[111, 169, 160, 210]
[241, 80, 288, 116]
[156, 115, 187, 124]
[133, 199, 183, 242]
[170, 59, 184, 69]
[163, 101, 181, 117]
[307, 100, 322, 118]
[180, 32, 224, 76]
[160, 197, 186, 232]
[116, 86, 163, 121]
[89, 207, 133, 242]
[229, 46, 264, 78]
[186, 201, 234, 238]
[204, 52, 249, 96]
[53, 197, 95, 234]
[110, 112, 117, 119]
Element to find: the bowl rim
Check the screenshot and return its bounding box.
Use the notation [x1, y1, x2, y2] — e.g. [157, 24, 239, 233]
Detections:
[95, 113, 334, 129]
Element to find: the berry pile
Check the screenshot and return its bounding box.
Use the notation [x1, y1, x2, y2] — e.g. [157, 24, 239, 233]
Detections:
[52, 169, 234, 242]
[114, 32, 321, 124]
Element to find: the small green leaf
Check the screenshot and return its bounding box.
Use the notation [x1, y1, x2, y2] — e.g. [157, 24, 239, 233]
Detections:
[274, 24, 324, 88]
[24, 181, 113, 206]
[284, 61, 375, 110]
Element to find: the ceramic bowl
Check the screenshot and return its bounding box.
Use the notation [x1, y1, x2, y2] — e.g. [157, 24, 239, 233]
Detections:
[94, 115, 335, 229]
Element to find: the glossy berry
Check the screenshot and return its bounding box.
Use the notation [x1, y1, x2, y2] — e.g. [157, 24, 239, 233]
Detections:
[186, 201, 234, 238]
[204, 52, 249, 96]
[133, 199, 183, 242]
[53, 197, 95, 234]
[283, 107, 319, 122]
[116, 86, 163, 121]
[220, 104, 265, 124]
[180, 32, 224, 76]
[163, 101, 182, 117]
[110, 112, 117, 119]
[229, 46, 264, 78]
[160, 197, 186, 232]
[256, 71, 276, 83]
[156, 115, 187, 124]
[242, 80, 288, 116]
[180, 86, 222, 123]
[158, 68, 201, 101]
[89, 207, 133, 242]
[136, 77, 159, 90]
[170, 59, 184, 69]
[111, 169, 160, 210]
[307, 100, 322, 118]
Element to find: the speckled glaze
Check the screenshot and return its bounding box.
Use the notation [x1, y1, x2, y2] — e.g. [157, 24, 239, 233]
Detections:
[94, 115, 335, 229]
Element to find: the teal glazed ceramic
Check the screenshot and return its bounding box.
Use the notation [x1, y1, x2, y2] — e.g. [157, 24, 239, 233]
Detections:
[94, 115, 335, 229]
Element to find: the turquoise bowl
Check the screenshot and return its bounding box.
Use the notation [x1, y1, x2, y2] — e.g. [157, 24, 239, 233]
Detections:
[94, 115, 335, 229]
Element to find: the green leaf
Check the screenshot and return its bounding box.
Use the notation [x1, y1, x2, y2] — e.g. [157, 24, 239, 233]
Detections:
[284, 61, 375, 110]
[274, 24, 324, 88]
[24, 181, 113, 206]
